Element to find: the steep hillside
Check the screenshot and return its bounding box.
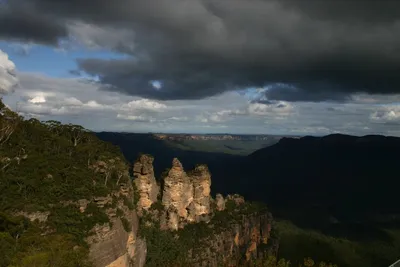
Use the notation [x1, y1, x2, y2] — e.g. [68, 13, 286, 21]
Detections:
[246, 134, 400, 222]
[239, 134, 400, 267]
[0, 100, 143, 267]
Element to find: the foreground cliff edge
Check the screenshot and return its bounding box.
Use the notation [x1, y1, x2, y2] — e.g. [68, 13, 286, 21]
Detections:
[0, 99, 337, 267]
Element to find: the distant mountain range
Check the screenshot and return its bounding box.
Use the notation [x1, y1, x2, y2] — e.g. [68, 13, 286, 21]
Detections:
[152, 133, 298, 141]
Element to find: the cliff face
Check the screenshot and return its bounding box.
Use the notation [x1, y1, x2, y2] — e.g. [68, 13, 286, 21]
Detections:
[86, 183, 146, 267]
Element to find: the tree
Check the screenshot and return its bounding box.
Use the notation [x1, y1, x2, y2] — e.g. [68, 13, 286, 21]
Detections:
[112, 158, 129, 185]
[0, 100, 20, 146]
[63, 124, 87, 147]
[44, 120, 63, 135]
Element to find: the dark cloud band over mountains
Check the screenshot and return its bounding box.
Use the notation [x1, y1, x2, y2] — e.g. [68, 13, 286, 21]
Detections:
[2, 0, 400, 101]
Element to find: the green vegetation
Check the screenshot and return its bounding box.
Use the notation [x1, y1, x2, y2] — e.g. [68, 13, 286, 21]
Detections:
[138, 207, 224, 266]
[137, 220, 188, 266]
[0, 99, 130, 266]
[149, 200, 164, 212]
[116, 208, 124, 217]
[211, 199, 268, 232]
[251, 255, 338, 267]
[132, 181, 140, 207]
[276, 220, 400, 267]
[0, 212, 92, 267]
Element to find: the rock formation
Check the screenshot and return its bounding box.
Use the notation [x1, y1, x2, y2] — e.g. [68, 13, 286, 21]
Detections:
[189, 164, 212, 222]
[162, 158, 194, 222]
[13, 211, 50, 223]
[133, 154, 159, 213]
[158, 158, 214, 228]
[131, 155, 276, 266]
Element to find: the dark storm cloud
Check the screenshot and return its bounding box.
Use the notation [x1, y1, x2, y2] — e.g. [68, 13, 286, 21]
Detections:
[261, 84, 350, 103]
[282, 1, 400, 23]
[0, 3, 67, 45]
[3, 0, 400, 100]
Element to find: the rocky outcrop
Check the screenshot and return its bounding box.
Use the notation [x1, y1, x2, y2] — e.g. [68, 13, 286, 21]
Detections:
[88, 217, 132, 267]
[158, 159, 214, 229]
[133, 154, 159, 213]
[215, 193, 225, 211]
[103, 230, 147, 267]
[162, 158, 194, 222]
[189, 164, 212, 222]
[131, 238, 147, 267]
[14, 211, 50, 223]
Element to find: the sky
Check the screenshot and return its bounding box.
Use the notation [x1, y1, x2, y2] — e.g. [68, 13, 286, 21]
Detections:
[0, 0, 400, 136]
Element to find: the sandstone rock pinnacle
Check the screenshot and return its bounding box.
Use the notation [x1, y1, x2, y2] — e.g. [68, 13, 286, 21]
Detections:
[188, 164, 212, 222]
[162, 158, 194, 221]
[133, 154, 159, 213]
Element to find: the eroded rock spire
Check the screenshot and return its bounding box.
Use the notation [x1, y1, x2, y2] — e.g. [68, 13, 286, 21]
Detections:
[162, 158, 194, 221]
[133, 154, 159, 214]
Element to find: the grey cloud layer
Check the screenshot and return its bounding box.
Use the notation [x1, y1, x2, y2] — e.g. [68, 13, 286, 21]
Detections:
[2, 0, 400, 101]
[1, 70, 397, 136]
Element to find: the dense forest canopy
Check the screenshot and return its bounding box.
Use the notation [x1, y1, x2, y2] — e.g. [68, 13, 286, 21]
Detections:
[0, 98, 131, 266]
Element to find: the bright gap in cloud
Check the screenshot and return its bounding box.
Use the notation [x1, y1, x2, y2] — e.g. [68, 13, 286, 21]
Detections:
[28, 95, 46, 104]
[238, 83, 297, 102]
[149, 80, 162, 90]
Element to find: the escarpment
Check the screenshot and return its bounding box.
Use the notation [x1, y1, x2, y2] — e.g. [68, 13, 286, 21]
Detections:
[85, 182, 145, 267]
[133, 156, 277, 266]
